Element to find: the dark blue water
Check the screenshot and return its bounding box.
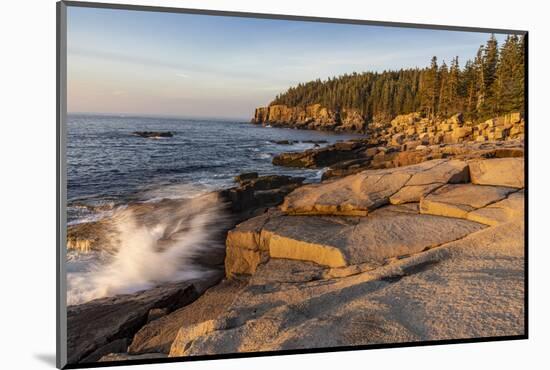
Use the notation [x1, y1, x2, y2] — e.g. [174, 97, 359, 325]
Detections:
[67, 114, 364, 224]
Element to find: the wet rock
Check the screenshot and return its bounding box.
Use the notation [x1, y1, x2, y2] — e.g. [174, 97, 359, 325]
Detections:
[322, 158, 372, 180]
[272, 143, 367, 168]
[133, 131, 173, 138]
[147, 308, 169, 323]
[302, 140, 328, 144]
[67, 282, 200, 364]
[67, 220, 116, 252]
[234, 172, 258, 183]
[80, 338, 128, 363]
[220, 175, 304, 213]
[244, 175, 305, 191]
[270, 140, 296, 145]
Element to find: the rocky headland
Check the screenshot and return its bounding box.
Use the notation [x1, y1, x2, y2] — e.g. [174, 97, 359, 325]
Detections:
[67, 111, 525, 365]
[252, 104, 366, 132]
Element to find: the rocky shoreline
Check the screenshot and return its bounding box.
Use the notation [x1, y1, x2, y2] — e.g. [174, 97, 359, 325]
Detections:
[67, 111, 525, 365]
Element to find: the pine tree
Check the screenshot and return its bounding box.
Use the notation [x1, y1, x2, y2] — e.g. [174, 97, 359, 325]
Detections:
[437, 61, 450, 117]
[419, 56, 439, 118]
[493, 35, 518, 114]
[480, 34, 499, 116]
[447, 57, 460, 113]
[474, 46, 485, 115]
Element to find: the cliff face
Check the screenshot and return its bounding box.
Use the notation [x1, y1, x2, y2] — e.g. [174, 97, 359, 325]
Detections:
[252, 104, 366, 132]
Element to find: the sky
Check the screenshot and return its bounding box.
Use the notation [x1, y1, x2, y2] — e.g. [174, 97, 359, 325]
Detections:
[67, 6, 510, 119]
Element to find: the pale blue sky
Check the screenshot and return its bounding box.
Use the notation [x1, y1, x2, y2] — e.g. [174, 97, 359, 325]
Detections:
[67, 6, 508, 119]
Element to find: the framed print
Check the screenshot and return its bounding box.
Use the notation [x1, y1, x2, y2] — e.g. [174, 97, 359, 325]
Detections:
[57, 1, 527, 368]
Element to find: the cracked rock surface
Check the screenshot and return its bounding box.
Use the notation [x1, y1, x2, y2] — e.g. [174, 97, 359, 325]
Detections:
[162, 156, 524, 358]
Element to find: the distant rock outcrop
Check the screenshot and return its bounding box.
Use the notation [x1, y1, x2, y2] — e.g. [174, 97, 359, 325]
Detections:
[133, 131, 173, 138]
[252, 104, 366, 132]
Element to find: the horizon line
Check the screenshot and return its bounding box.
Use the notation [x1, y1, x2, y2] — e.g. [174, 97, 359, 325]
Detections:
[67, 111, 253, 121]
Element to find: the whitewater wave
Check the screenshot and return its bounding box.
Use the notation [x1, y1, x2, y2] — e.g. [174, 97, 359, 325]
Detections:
[67, 192, 229, 305]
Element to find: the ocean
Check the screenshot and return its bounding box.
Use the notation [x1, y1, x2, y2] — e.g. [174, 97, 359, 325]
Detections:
[67, 114, 363, 225]
[66, 114, 364, 305]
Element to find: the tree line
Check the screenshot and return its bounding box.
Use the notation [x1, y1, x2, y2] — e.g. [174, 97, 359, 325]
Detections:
[270, 34, 525, 122]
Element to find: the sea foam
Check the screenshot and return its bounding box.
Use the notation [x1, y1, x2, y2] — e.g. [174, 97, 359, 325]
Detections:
[67, 192, 228, 305]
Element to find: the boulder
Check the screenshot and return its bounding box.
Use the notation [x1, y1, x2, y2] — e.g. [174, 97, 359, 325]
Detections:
[281, 170, 411, 216]
[322, 158, 372, 180]
[272, 144, 364, 168]
[128, 280, 246, 355]
[272, 140, 295, 145]
[133, 131, 173, 138]
[227, 205, 485, 269]
[281, 159, 469, 216]
[467, 190, 524, 226]
[220, 175, 304, 212]
[406, 159, 469, 185]
[67, 219, 116, 252]
[234, 172, 258, 183]
[391, 133, 405, 145]
[224, 211, 275, 277]
[491, 148, 524, 158]
[452, 126, 473, 140]
[469, 158, 524, 188]
[420, 184, 517, 219]
[243, 175, 304, 191]
[169, 321, 222, 357]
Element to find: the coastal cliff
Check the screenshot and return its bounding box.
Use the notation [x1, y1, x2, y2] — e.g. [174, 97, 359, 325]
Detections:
[252, 104, 366, 132]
